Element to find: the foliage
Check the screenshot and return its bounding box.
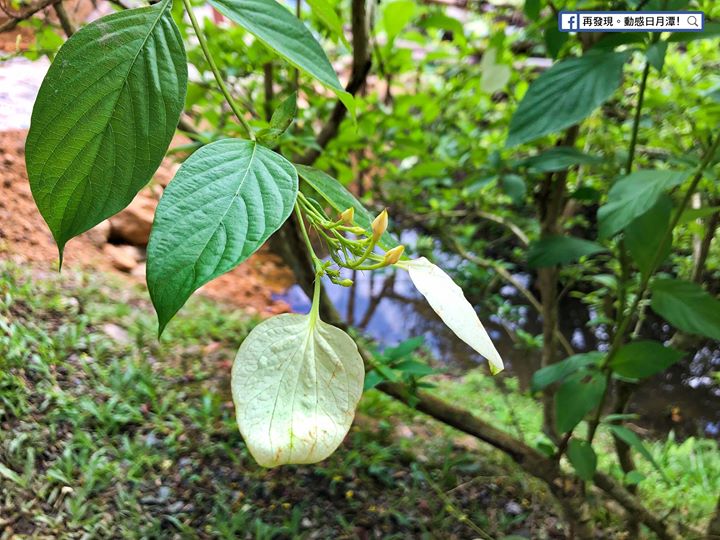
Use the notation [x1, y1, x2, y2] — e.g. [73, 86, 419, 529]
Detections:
[10, 0, 720, 534]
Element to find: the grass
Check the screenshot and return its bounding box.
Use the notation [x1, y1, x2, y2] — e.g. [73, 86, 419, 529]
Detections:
[1, 262, 718, 538]
[0, 263, 564, 539]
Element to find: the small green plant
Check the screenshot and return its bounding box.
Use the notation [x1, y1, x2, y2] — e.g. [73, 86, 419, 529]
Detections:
[25, 0, 503, 467]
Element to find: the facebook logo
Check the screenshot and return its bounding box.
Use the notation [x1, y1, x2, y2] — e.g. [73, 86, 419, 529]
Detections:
[560, 12, 578, 30]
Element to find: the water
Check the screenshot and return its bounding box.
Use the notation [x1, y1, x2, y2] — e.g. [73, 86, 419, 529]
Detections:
[274, 239, 720, 440]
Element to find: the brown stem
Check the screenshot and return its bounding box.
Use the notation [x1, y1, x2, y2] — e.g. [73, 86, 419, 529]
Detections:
[263, 62, 274, 122]
[0, 0, 62, 32]
[52, 1, 75, 36]
[536, 125, 579, 440]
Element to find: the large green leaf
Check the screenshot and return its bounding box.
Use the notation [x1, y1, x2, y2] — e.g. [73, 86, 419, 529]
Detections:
[567, 439, 597, 481]
[597, 170, 689, 239]
[625, 194, 672, 276]
[25, 0, 187, 261]
[208, 0, 353, 114]
[296, 164, 397, 248]
[147, 139, 298, 333]
[609, 340, 684, 379]
[531, 352, 603, 392]
[232, 313, 364, 467]
[307, 0, 350, 48]
[519, 147, 602, 173]
[650, 279, 720, 340]
[667, 22, 720, 42]
[507, 50, 630, 147]
[555, 371, 606, 434]
[527, 235, 606, 268]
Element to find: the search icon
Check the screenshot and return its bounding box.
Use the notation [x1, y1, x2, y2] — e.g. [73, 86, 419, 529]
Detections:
[688, 15, 699, 27]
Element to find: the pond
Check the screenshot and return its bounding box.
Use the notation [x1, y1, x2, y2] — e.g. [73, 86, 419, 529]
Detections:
[274, 233, 720, 440]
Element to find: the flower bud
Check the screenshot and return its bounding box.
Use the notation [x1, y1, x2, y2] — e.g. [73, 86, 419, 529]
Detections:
[337, 278, 354, 287]
[371, 209, 388, 241]
[339, 207, 354, 224]
[383, 245, 405, 265]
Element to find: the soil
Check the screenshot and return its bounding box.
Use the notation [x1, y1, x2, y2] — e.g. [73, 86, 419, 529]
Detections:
[0, 129, 294, 317]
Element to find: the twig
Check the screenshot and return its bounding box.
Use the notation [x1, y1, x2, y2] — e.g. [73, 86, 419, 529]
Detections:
[52, 1, 75, 37]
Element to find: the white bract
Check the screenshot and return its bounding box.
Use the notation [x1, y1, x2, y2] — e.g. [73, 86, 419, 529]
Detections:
[232, 313, 364, 467]
[398, 257, 504, 374]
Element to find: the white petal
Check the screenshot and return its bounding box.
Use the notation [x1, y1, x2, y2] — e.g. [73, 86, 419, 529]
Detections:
[232, 313, 364, 467]
[402, 257, 504, 374]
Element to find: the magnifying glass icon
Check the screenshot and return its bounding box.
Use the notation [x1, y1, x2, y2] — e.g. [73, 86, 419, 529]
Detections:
[688, 15, 699, 27]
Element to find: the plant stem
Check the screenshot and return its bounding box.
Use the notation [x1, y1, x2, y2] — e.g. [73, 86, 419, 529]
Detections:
[294, 203, 322, 271]
[181, 0, 255, 140]
[585, 134, 720, 445]
[625, 60, 651, 174]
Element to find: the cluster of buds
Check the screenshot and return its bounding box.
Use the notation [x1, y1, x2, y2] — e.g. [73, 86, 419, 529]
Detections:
[319, 207, 406, 286]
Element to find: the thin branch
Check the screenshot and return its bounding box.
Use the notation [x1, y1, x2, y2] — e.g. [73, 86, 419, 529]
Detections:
[52, 1, 75, 37]
[0, 0, 62, 32]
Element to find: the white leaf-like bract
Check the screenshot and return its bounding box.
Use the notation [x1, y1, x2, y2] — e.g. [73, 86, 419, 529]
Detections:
[400, 257, 504, 374]
[232, 313, 364, 467]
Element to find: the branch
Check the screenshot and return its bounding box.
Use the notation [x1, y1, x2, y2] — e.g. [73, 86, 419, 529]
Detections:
[52, 1, 75, 37]
[296, 0, 371, 166]
[0, 0, 62, 32]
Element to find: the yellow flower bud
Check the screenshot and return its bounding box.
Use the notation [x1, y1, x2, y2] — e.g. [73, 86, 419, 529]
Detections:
[337, 278, 354, 287]
[339, 207, 354, 224]
[383, 245, 405, 265]
[371, 209, 389, 241]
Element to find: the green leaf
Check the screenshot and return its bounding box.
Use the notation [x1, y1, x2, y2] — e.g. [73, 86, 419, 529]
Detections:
[678, 206, 720, 225]
[555, 371, 607, 434]
[609, 340, 684, 379]
[257, 92, 297, 146]
[307, 0, 350, 49]
[26, 0, 187, 262]
[382, 0, 417, 42]
[519, 147, 602, 173]
[645, 41, 667, 72]
[208, 0, 354, 115]
[296, 164, 397, 248]
[527, 235, 606, 268]
[650, 279, 720, 341]
[419, 12, 465, 43]
[567, 439, 597, 481]
[624, 470, 645, 485]
[531, 352, 603, 392]
[394, 360, 436, 377]
[507, 50, 629, 147]
[608, 425, 667, 482]
[593, 32, 648, 50]
[597, 170, 690, 239]
[480, 48, 511, 94]
[543, 20, 567, 59]
[523, 0, 541, 19]
[667, 22, 720, 43]
[364, 370, 385, 391]
[384, 336, 425, 361]
[232, 313, 364, 466]
[501, 174, 526, 204]
[147, 139, 298, 333]
[625, 194, 672, 276]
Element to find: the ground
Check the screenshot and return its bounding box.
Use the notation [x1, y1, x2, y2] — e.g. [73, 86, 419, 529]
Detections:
[0, 262, 570, 539]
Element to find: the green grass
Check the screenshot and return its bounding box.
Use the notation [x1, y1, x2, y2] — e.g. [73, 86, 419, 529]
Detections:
[0, 263, 564, 539]
[1, 262, 717, 538]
